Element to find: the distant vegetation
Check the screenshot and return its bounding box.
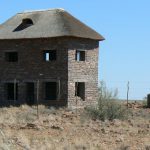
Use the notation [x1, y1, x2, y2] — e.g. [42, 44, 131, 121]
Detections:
[85, 81, 130, 121]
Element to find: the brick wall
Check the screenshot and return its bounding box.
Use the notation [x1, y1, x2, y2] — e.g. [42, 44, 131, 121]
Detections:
[0, 37, 99, 107]
[67, 38, 99, 108]
[0, 38, 68, 106]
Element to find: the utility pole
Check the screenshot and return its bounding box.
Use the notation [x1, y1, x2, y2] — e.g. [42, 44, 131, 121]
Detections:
[127, 81, 130, 109]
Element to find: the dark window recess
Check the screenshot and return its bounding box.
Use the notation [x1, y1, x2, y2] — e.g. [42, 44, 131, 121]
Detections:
[43, 50, 56, 61]
[13, 18, 33, 32]
[75, 82, 85, 100]
[6, 83, 18, 100]
[45, 82, 57, 100]
[5, 52, 18, 62]
[26, 82, 35, 105]
[76, 50, 85, 61]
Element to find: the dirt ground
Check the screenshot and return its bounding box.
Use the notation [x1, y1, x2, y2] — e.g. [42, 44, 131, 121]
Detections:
[0, 102, 150, 150]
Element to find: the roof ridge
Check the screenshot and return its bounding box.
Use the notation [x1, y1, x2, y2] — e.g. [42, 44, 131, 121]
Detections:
[18, 8, 65, 14]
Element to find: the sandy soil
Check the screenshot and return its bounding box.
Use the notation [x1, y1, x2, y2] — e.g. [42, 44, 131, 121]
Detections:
[0, 102, 150, 150]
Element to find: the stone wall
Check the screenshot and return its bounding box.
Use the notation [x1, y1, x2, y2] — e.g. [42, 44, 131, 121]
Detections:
[0, 37, 99, 107]
[67, 38, 99, 108]
[0, 38, 68, 106]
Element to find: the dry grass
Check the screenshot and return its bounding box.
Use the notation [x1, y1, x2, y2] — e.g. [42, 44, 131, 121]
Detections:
[0, 103, 149, 150]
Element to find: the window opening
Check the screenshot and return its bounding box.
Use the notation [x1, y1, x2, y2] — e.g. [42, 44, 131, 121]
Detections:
[5, 52, 18, 62]
[13, 18, 33, 31]
[43, 50, 56, 61]
[75, 82, 85, 100]
[76, 50, 85, 61]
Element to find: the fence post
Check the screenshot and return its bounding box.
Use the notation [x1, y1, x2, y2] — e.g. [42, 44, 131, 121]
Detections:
[127, 81, 129, 109]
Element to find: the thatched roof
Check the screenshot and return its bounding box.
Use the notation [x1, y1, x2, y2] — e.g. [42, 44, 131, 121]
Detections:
[0, 8, 104, 41]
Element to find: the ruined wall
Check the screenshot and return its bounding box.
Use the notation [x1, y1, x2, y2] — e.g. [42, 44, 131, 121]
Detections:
[67, 38, 99, 108]
[0, 38, 68, 106]
[0, 37, 99, 107]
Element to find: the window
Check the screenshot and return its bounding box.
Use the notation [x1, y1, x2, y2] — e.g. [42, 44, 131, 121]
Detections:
[43, 50, 56, 61]
[5, 52, 18, 62]
[76, 50, 85, 61]
[75, 82, 85, 100]
[22, 18, 33, 26]
[45, 82, 57, 100]
[13, 18, 33, 32]
[6, 83, 18, 100]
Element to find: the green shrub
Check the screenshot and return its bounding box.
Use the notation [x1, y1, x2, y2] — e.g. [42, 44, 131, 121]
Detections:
[86, 81, 129, 121]
[142, 100, 147, 107]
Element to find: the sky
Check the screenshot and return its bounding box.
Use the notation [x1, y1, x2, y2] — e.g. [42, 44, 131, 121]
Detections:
[0, 0, 150, 100]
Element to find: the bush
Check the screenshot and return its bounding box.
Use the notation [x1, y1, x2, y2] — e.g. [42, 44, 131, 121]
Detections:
[142, 97, 147, 107]
[142, 100, 147, 107]
[86, 81, 129, 121]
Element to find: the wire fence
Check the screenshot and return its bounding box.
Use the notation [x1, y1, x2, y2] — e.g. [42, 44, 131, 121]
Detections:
[99, 80, 150, 100]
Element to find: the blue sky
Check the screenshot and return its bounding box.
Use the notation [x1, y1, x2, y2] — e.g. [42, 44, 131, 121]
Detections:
[0, 0, 150, 100]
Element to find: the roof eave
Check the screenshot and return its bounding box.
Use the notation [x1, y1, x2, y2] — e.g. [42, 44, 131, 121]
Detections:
[0, 35, 105, 41]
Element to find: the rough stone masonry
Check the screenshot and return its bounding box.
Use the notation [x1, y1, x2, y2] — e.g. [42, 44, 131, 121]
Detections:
[0, 8, 104, 107]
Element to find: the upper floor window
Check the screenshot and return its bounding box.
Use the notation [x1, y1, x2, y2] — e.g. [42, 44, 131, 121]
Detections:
[43, 50, 56, 61]
[76, 50, 85, 61]
[13, 18, 33, 32]
[5, 52, 18, 62]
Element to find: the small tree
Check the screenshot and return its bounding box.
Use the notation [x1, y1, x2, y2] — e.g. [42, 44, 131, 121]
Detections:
[86, 81, 129, 121]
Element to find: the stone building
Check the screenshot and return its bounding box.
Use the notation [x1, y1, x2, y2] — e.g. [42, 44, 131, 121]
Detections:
[0, 8, 104, 107]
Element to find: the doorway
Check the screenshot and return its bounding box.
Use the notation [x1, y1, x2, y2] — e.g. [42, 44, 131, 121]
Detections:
[6, 83, 18, 100]
[26, 82, 35, 105]
[45, 82, 57, 100]
[75, 82, 85, 100]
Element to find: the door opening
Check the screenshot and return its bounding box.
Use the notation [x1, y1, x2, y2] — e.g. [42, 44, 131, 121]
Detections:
[26, 82, 35, 105]
[45, 82, 57, 100]
[6, 83, 18, 100]
[75, 82, 85, 100]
